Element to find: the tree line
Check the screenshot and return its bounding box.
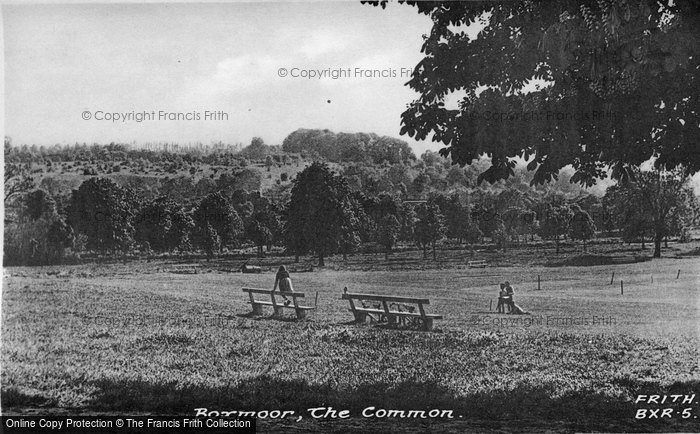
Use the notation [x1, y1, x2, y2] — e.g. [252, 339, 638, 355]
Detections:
[4, 157, 697, 266]
[5, 128, 417, 168]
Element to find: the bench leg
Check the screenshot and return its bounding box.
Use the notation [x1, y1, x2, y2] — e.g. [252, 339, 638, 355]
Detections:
[251, 303, 263, 316]
[387, 315, 397, 327]
[423, 318, 434, 331]
[352, 311, 368, 323]
[273, 306, 284, 317]
[295, 308, 307, 320]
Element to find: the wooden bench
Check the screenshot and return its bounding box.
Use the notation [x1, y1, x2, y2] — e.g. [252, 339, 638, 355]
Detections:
[242, 287, 315, 319]
[241, 264, 262, 274]
[341, 288, 442, 331]
[468, 260, 487, 268]
[611, 255, 636, 264]
[168, 264, 199, 274]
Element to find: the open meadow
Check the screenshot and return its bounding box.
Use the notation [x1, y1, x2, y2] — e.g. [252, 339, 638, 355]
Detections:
[2, 246, 699, 433]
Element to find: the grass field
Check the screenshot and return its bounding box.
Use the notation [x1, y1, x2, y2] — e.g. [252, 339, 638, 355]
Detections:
[2, 248, 699, 433]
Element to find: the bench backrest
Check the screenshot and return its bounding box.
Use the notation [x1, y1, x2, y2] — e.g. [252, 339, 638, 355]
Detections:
[342, 292, 429, 305]
[242, 287, 305, 297]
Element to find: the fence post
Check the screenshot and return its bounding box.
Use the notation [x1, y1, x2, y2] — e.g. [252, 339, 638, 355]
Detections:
[677, 269, 681, 279]
[538, 274, 541, 290]
[610, 272, 615, 285]
[621, 280, 623, 295]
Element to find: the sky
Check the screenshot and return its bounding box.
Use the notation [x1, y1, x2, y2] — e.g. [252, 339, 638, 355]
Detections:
[3, 1, 445, 154]
[3, 1, 698, 194]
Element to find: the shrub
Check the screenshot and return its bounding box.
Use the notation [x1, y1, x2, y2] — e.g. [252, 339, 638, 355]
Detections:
[3, 216, 73, 266]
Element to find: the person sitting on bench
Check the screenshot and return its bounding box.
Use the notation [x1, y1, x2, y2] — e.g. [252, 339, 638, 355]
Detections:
[273, 265, 294, 306]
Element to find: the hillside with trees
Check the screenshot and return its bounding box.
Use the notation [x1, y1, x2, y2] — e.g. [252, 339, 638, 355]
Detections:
[4, 130, 699, 267]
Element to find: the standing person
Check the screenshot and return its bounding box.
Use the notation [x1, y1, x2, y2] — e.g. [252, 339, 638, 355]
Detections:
[497, 283, 509, 314]
[504, 281, 514, 313]
[273, 265, 294, 306]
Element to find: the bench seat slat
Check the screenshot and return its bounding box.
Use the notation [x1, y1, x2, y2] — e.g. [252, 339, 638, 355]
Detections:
[243, 288, 305, 297]
[342, 292, 430, 305]
[348, 308, 386, 315]
[385, 311, 442, 319]
[247, 301, 314, 310]
[348, 308, 442, 320]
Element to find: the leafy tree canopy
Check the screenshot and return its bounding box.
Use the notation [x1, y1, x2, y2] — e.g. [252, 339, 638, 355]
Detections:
[605, 168, 698, 257]
[67, 177, 139, 253]
[193, 192, 243, 249]
[238, 137, 270, 161]
[366, 0, 700, 186]
[284, 162, 362, 266]
[5, 137, 35, 204]
[23, 189, 56, 221]
[569, 204, 597, 250]
[537, 201, 574, 253]
[135, 196, 194, 252]
[414, 201, 446, 260]
[282, 128, 416, 165]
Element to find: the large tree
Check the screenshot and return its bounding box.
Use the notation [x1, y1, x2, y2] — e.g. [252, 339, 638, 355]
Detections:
[4, 138, 34, 204]
[414, 202, 446, 261]
[46, 218, 74, 263]
[363, 192, 402, 241]
[238, 137, 270, 161]
[192, 192, 243, 251]
[537, 202, 574, 254]
[67, 177, 139, 254]
[4, 162, 34, 205]
[430, 192, 467, 243]
[23, 189, 56, 221]
[231, 191, 283, 257]
[568, 204, 596, 252]
[134, 196, 194, 253]
[604, 182, 654, 247]
[284, 162, 361, 266]
[367, 0, 700, 186]
[377, 214, 401, 260]
[606, 169, 697, 257]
